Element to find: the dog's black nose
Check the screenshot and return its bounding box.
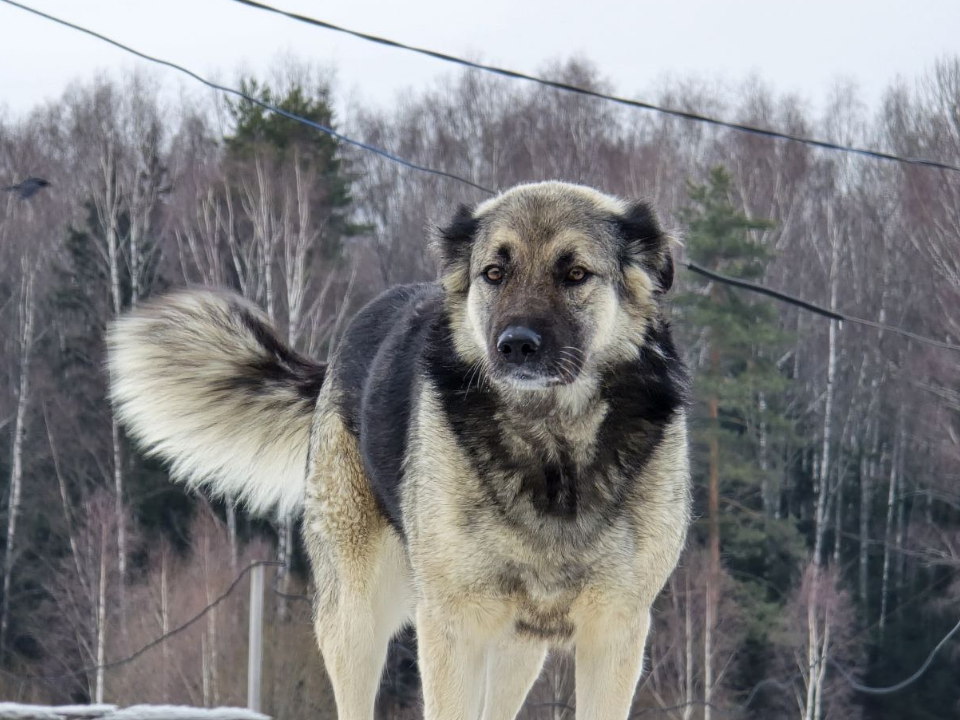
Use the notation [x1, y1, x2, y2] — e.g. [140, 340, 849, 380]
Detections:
[497, 326, 541, 365]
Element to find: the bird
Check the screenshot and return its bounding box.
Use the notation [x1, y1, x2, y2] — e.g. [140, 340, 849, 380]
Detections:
[4, 177, 51, 200]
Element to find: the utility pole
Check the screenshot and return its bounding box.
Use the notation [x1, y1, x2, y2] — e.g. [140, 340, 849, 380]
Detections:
[247, 564, 264, 713]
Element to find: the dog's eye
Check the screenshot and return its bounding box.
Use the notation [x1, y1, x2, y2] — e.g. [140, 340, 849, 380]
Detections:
[565, 267, 589, 284]
[483, 266, 504, 285]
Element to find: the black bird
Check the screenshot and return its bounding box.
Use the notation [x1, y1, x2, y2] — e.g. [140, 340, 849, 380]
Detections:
[4, 177, 51, 200]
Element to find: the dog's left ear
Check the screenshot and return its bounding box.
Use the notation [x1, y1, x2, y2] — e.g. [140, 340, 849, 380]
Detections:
[435, 204, 480, 292]
[614, 200, 674, 293]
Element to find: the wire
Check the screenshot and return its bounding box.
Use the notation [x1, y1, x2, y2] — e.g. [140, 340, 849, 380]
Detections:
[0, 560, 281, 685]
[3, 0, 958, 356]
[0, 0, 495, 196]
[629, 609, 960, 716]
[830, 617, 960, 695]
[228, 0, 960, 176]
[684, 261, 960, 353]
[273, 588, 311, 604]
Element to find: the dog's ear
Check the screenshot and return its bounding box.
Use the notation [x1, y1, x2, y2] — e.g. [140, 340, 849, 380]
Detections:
[435, 204, 480, 293]
[614, 200, 674, 294]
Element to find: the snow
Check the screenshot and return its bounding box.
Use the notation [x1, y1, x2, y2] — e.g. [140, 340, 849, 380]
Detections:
[0, 705, 269, 720]
[109, 707, 269, 720]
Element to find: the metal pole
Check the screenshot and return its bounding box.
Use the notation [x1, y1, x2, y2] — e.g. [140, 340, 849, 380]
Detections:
[247, 564, 264, 712]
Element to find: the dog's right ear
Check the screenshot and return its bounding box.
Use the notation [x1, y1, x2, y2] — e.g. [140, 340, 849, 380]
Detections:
[435, 204, 479, 293]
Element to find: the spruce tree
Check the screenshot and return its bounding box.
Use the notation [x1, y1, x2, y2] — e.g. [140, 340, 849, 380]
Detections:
[676, 167, 803, 697]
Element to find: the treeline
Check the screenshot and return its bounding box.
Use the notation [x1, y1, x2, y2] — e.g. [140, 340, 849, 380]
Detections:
[0, 58, 958, 719]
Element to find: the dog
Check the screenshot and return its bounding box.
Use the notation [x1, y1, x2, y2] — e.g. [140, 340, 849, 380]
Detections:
[108, 181, 691, 720]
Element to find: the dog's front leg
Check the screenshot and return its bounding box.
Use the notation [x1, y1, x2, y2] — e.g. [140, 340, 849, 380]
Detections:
[480, 641, 548, 720]
[417, 604, 489, 720]
[574, 608, 651, 720]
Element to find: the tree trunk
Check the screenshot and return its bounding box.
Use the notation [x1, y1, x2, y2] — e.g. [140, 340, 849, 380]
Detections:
[704, 357, 720, 720]
[111, 419, 126, 605]
[46, 406, 87, 597]
[95, 525, 108, 704]
[813, 605, 831, 720]
[813, 317, 837, 567]
[759, 391, 774, 516]
[203, 530, 220, 705]
[0, 272, 35, 659]
[160, 544, 169, 697]
[804, 586, 817, 720]
[833, 455, 844, 566]
[814, 216, 840, 567]
[226, 502, 238, 571]
[683, 566, 694, 720]
[100, 142, 127, 601]
[880, 427, 902, 635]
[858, 450, 871, 607]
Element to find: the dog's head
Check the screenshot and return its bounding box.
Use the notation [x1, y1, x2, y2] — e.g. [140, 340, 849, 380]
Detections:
[436, 182, 674, 393]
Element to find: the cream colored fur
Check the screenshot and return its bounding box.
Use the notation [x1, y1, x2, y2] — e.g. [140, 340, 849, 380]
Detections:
[107, 290, 315, 516]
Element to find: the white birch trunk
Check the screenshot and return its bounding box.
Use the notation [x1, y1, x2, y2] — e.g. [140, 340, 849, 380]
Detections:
[879, 427, 902, 635]
[0, 272, 35, 659]
[814, 208, 840, 567]
[682, 567, 694, 720]
[97, 140, 128, 598]
[95, 526, 108, 704]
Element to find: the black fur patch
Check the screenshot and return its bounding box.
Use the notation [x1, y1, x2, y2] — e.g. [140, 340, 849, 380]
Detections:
[426, 312, 688, 538]
[515, 617, 575, 641]
[333, 284, 444, 533]
[613, 201, 673, 293]
[437, 204, 479, 275]
[216, 306, 326, 402]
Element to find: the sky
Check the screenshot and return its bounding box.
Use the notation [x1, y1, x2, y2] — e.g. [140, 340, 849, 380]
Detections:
[0, 0, 958, 123]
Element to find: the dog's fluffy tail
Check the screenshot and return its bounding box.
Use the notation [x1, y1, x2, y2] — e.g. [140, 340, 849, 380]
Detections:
[107, 289, 325, 517]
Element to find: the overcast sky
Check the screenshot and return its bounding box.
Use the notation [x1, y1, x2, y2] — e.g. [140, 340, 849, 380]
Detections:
[1, 0, 958, 122]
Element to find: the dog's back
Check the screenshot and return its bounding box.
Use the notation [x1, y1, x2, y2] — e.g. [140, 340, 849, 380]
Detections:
[328, 282, 444, 530]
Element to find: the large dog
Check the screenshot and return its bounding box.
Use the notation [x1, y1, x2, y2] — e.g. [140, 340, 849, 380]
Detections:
[108, 181, 691, 720]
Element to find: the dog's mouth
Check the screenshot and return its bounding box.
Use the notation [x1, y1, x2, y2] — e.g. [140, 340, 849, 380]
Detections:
[489, 354, 584, 391]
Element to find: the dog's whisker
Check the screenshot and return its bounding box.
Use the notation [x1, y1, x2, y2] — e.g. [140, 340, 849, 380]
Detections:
[554, 357, 578, 383]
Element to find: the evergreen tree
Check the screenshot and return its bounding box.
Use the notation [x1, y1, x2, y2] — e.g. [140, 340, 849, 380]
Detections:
[676, 168, 804, 699]
[224, 77, 363, 259]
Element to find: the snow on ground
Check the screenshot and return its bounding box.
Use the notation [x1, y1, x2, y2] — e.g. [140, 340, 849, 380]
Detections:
[0, 705, 269, 720]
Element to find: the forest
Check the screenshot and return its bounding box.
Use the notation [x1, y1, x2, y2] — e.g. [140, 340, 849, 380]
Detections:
[0, 55, 958, 720]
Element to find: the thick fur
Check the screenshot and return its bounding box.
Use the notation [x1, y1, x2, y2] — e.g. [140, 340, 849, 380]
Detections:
[108, 181, 691, 720]
[107, 290, 324, 516]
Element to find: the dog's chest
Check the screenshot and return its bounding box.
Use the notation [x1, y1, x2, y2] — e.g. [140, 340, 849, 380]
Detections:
[492, 556, 591, 642]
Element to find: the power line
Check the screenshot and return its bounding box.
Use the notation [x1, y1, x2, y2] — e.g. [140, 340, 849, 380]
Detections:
[631, 611, 960, 716]
[831, 617, 960, 695]
[0, 560, 281, 686]
[228, 0, 960, 176]
[685, 261, 960, 353]
[3, 0, 958, 356]
[0, 0, 495, 196]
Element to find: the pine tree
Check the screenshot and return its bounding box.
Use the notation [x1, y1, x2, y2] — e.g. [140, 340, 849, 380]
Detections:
[676, 168, 804, 708]
[224, 77, 363, 258]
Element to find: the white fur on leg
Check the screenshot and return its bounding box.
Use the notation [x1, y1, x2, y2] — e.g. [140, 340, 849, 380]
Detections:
[574, 610, 651, 720]
[314, 602, 391, 720]
[313, 534, 413, 720]
[480, 642, 548, 720]
[417, 607, 489, 720]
